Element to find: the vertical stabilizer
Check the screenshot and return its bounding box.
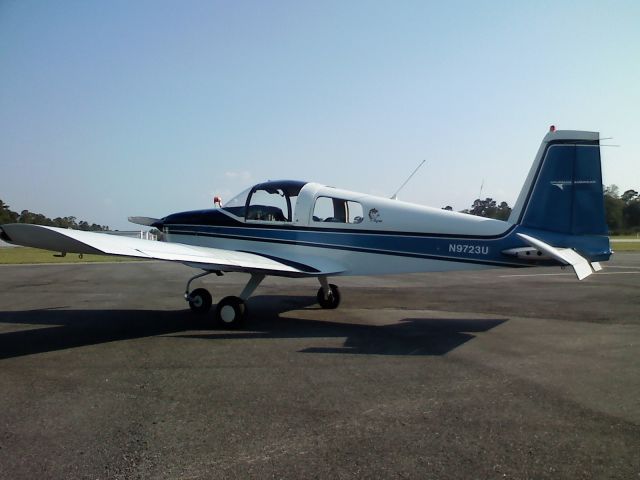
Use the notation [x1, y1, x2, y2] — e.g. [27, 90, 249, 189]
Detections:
[509, 130, 607, 236]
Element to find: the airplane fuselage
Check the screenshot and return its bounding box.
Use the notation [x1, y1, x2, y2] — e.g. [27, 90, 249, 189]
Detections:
[156, 181, 610, 277]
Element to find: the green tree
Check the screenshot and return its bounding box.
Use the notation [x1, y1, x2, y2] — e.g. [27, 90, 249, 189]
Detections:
[0, 200, 18, 224]
[1, 200, 108, 231]
[621, 189, 638, 204]
[605, 185, 620, 198]
[622, 190, 640, 231]
[604, 185, 624, 233]
[494, 201, 512, 221]
[624, 202, 640, 230]
[466, 198, 511, 220]
[19, 210, 35, 224]
[469, 198, 497, 217]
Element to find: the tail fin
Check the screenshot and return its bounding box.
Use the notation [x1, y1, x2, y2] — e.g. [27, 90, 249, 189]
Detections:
[509, 129, 608, 235]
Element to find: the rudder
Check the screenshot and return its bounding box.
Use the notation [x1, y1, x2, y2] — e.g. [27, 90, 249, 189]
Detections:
[509, 130, 607, 236]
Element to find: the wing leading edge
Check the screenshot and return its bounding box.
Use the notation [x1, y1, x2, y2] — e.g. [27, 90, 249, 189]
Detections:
[0, 224, 343, 277]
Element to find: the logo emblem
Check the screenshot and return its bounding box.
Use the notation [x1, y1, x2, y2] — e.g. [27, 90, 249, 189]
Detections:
[551, 179, 596, 190]
[368, 208, 382, 223]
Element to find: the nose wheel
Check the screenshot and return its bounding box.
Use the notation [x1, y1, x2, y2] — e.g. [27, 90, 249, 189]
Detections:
[187, 288, 213, 314]
[317, 280, 341, 309]
[185, 271, 219, 315]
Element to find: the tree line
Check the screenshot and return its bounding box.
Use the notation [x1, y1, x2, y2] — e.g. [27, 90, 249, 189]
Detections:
[3, 185, 639, 235]
[451, 185, 640, 234]
[604, 186, 640, 234]
[443, 198, 512, 221]
[0, 199, 109, 231]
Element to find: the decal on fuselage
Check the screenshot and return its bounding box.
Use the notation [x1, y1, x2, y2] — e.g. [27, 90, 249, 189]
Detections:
[368, 208, 382, 223]
[448, 244, 489, 255]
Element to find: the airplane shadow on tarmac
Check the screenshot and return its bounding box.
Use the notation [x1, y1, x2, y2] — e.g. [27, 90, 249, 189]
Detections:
[0, 295, 506, 360]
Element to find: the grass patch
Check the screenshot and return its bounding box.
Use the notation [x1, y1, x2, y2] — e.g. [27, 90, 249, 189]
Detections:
[0, 247, 143, 264]
[611, 243, 640, 252]
[610, 235, 640, 252]
[611, 235, 640, 240]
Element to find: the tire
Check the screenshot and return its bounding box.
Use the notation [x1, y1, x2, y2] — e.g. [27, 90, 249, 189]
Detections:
[188, 288, 213, 314]
[215, 296, 247, 328]
[317, 284, 341, 309]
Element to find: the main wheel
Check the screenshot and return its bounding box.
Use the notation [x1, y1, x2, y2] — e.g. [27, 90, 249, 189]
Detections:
[317, 284, 341, 309]
[215, 296, 247, 328]
[188, 288, 213, 314]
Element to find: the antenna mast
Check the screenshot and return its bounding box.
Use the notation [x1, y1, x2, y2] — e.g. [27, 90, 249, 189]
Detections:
[391, 160, 426, 200]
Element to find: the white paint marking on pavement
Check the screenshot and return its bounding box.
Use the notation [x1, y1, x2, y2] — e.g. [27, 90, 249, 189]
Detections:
[500, 271, 640, 278]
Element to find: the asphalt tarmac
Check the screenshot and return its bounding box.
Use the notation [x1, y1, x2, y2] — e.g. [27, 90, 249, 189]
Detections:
[0, 255, 639, 479]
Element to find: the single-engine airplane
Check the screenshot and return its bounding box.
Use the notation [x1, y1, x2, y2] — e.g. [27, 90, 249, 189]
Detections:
[0, 128, 611, 328]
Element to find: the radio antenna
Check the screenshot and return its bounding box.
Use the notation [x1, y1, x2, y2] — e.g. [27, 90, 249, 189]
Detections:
[391, 160, 426, 200]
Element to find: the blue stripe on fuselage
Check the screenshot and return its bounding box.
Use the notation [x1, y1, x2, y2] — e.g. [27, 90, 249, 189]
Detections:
[164, 223, 611, 267]
[165, 223, 534, 268]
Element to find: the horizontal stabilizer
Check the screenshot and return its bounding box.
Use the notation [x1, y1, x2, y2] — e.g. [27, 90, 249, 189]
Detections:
[128, 216, 159, 226]
[517, 233, 594, 280]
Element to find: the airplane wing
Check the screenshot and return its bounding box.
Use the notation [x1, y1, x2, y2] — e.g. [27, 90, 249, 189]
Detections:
[0, 224, 343, 277]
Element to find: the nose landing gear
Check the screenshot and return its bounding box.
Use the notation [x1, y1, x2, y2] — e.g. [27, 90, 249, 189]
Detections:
[187, 288, 212, 313]
[317, 276, 341, 309]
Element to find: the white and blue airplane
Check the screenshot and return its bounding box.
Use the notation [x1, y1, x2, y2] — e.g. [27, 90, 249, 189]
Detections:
[0, 128, 611, 328]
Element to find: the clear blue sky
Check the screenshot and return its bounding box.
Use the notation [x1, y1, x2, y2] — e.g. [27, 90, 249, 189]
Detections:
[1, 0, 638, 230]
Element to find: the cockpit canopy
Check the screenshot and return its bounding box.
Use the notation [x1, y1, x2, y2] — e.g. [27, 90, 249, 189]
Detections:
[222, 180, 308, 222]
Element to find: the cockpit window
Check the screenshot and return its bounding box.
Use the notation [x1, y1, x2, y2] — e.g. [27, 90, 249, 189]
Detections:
[247, 188, 290, 222]
[223, 180, 307, 223]
[313, 197, 364, 224]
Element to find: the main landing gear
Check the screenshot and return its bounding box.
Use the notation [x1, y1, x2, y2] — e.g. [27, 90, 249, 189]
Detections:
[184, 271, 264, 329]
[184, 272, 341, 329]
[317, 276, 341, 309]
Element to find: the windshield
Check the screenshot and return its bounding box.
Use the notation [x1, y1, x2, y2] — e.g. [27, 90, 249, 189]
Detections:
[221, 181, 307, 221]
[221, 187, 251, 218]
